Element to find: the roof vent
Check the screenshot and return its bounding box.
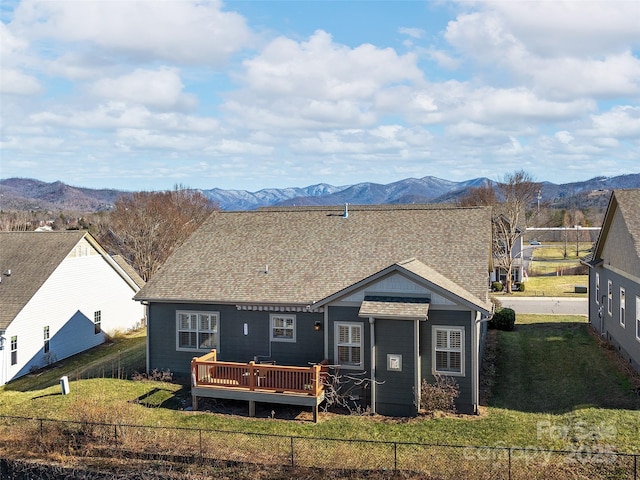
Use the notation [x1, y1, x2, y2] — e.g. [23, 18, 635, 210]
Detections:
[3, 270, 10, 277]
[343, 203, 349, 218]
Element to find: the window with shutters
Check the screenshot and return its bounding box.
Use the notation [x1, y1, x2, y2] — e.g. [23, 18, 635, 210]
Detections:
[433, 326, 465, 376]
[607, 280, 613, 316]
[595, 272, 600, 304]
[176, 311, 218, 352]
[334, 322, 363, 369]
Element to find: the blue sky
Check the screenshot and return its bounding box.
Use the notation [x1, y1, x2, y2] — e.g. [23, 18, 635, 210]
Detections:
[1, 0, 639, 192]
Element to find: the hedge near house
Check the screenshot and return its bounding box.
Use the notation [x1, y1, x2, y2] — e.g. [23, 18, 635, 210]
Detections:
[489, 307, 516, 331]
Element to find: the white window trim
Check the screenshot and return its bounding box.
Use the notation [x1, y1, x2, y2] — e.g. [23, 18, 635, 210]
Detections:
[334, 322, 363, 370]
[432, 326, 465, 377]
[10, 336, 17, 366]
[176, 310, 219, 353]
[595, 272, 600, 305]
[94, 310, 101, 335]
[636, 296, 640, 343]
[270, 314, 296, 343]
[619, 287, 625, 328]
[607, 280, 613, 316]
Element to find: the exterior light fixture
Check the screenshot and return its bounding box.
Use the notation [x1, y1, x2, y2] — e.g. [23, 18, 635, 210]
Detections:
[314, 321, 322, 331]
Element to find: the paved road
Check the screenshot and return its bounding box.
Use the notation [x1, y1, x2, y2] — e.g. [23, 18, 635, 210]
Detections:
[498, 296, 588, 315]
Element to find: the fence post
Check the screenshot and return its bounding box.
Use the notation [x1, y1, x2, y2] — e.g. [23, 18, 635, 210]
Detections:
[290, 437, 295, 467]
[393, 442, 397, 472]
[634, 454, 637, 480]
[508, 448, 512, 480]
[39, 419, 43, 436]
[114, 424, 118, 446]
[199, 429, 203, 461]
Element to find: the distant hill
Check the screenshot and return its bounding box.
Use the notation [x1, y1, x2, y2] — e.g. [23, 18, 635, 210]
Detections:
[1, 173, 639, 212]
[0, 178, 123, 212]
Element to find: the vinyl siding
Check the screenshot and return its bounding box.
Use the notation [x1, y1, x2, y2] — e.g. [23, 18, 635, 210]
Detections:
[592, 266, 640, 373]
[2, 251, 143, 384]
[147, 303, 324, 378]
[374, 319, 417, 416]
[420, 309, 474, 413]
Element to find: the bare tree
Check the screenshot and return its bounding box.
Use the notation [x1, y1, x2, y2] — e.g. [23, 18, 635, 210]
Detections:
[99, 185, 216, 281]
[494, 170, 541, 293]
[457, 180, 497, 207]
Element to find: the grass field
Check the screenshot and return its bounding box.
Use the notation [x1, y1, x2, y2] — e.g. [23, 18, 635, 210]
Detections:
[1, 315, 638, 455]
[528, 242, 592, 276]
[505, 275, 588, 297]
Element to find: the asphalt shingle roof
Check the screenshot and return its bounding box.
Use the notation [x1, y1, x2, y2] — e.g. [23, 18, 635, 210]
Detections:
[0, 231, 86, 330]
[136, 204, 492, 308]
[614, 189, 640, 258]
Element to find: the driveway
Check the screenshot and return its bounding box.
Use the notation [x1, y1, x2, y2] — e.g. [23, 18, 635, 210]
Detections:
[497, 296, 588, 315]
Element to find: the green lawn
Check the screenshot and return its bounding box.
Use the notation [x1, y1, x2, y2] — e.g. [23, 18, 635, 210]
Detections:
[1, 316, 638, 454]
[528, 242, 591, 276]
[505, 275, 588, 297]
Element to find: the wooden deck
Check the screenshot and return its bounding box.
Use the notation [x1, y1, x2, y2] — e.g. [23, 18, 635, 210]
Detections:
[190, 350, 326, 422]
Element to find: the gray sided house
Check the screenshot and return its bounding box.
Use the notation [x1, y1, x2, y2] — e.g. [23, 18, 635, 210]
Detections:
[135, 205, 493, 416]
[586, 189, 640, 374]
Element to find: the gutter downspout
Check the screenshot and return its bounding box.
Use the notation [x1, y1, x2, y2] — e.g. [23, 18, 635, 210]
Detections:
[415, 319, 421, 413]
[369, 317, 376, 414]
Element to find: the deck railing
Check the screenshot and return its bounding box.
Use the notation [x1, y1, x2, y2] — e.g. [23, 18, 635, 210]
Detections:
[191, 350, 324, 397]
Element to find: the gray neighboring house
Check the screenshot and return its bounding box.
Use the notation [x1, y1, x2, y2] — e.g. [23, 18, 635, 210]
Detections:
[135, 204, 494, 416]
[586, 189, 640, 374]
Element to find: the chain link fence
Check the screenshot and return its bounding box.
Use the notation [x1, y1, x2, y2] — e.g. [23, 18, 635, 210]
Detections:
[1, 415, 637, 479]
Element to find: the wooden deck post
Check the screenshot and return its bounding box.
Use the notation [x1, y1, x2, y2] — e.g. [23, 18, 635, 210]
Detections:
[249, 400, 255, 417]
[312, 404, 318, 423]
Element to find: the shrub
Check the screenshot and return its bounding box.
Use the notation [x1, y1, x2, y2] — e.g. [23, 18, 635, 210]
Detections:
[491, 281, 503, 292]
[490, 307, 516, 331]
[489, 295, 502, 310]
[514, 282, 525, 292]
[419, 375, 459, 414]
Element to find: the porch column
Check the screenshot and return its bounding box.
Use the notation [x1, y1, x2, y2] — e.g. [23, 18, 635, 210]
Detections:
[369, 317, 376, 414]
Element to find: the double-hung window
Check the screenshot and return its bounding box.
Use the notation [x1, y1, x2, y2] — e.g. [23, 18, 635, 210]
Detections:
[94, 311, 101, 335]
[620, 288, 626, 327]
[44, 326, 50, 354]
[607, 280, 613, 316]
[433, 326, 464, 376]
[270, 314, 296, 342]
[177, 311, 218, 352]
[636, 296, 640, 342]
[335, 322, 362, 369]
[10, 336, 17, 366]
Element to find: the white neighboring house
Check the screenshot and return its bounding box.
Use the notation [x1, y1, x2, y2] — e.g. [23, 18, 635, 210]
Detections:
[0, 231, 146, 385]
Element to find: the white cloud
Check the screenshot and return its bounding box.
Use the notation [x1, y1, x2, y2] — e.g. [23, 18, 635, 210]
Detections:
[241, 30, 422, 99]
[0, 68, 42, 95]
[399, 27, 425, 39]
[90, 68, 196, 111]
[30, 102, 220, 132]
[481, 1, 640, 57]
[584, 106, 640, 139]
[444, 3, 640, 100]
[9, 0, 254, 66]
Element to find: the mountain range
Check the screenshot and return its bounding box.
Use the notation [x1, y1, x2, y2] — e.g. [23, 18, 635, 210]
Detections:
[1, 174, 639, 212]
